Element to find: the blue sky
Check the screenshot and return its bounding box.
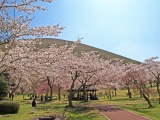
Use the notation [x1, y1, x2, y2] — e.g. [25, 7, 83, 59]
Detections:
[31, 0, 160, 62]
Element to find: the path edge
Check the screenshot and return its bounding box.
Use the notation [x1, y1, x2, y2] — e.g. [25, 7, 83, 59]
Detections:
[122, 108, 152, 120]
[95, 108, 110, 120]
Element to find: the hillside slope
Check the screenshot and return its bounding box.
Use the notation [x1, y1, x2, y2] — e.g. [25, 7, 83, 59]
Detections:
[41, 38, 140, 64]
[0, 38, 140, 64]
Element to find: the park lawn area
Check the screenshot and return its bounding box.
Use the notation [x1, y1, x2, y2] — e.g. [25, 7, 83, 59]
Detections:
[98, 89, 160, 120]
[1, 89, 160, 120]
[0, 95, 107, 120]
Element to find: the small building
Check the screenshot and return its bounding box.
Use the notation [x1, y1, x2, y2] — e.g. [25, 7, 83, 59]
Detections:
[68, 85, 99, 100]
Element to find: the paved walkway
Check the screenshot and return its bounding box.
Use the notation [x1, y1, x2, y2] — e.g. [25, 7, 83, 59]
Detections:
[96, 105, 151, 120]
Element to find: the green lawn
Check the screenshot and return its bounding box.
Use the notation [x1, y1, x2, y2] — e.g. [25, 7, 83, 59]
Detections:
[0, 95, 107, 120]
[0, 89, 160, 120]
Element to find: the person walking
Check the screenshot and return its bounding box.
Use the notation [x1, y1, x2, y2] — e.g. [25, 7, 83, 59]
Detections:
[32, 98, 36, 113]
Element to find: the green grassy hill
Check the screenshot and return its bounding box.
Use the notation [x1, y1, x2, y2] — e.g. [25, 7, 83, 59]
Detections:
[0, 38, 140, 64]
[41, 38, 140, 64]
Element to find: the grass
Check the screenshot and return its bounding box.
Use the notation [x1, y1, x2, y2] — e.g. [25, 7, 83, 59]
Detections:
[1, 89, 160, 120]
[0, 95, 107, 120]
[98, 89, 160, 120]
[117, 98, 160, 120]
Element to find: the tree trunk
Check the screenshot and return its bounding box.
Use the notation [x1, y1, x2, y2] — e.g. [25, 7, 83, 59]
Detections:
[9, 92, 14, 100]
[133, 79, 152, 108]
[68, 80, 75, 107]
[83, 90, 87, 102]
[141, 91, 152, 108]
[109, 90, 112, 99]
[22, 93, 24, 100]
[58, 92, 61, 101]
[115, 89, 117, 98]
[49, 87, 53, 101]
[149, 80, 152, 87]
[9, 93, 12, 99]
[8, 78, 22, 100]
[68, 90, 73, 107]
[68, 71, 79, 107]
[58, 86, 61, 101]
[82, 84, 87, 102]
[46, 77, 53, 101]
[139, 89, 143, 98]
[156, 81, 160, 104]
[127, 87, 132, 98]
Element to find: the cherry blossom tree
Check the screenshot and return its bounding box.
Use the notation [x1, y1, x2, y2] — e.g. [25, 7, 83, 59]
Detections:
[123, 63, 153, 108]
[36, 64, 69, 101]
[99, 58, 125, 99]
[59, 51, 111, 106]
[19, 39, 81, 101]
[0, 0, 84, 102]
[51, 63, 69, 101]
[0, 0, 64, 81]
[0, 44, 42, 99]
[0, 40, 40, 74]
[0, 0, 63, 43]
[36, 81, 50, 95]
[76, 52, 105, 102]
[120, 74, 133, 98]
[119, 63, 136, 98]
[143, 57, 160, 104]
[0, 40, 37, 99]
[6, 57, 36, 100]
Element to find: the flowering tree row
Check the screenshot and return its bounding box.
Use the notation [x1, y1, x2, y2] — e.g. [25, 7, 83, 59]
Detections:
[0, 0, 64, 98]
[1, 37, 160, 108]
[1, 0, 160, 108]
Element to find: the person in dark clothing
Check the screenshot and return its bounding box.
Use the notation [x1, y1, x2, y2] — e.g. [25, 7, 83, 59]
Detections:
[44, 94, 48, 103]
[41, 95, 43, 102]
[32, 99, 36, 113]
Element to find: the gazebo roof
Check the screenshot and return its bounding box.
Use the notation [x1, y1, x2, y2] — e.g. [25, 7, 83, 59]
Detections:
[70, 85, 98, 91]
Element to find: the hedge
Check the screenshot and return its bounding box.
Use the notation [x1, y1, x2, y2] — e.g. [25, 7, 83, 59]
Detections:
[0, 101, 20, 113]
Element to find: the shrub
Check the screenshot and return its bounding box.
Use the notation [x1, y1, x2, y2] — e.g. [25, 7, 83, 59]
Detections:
[0, 101, 20, 113]
[0, 81, 8, 100]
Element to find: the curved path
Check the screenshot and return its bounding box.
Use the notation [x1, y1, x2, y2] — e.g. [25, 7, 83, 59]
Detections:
[96, 105, 151, 120]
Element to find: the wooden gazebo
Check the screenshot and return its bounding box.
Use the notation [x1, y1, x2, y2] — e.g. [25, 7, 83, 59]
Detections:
[68, 85, 99, 100]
